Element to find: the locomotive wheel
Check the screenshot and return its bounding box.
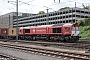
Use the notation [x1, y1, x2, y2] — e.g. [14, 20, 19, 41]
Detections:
[60, 36, 64, 42]
[33, 37, 36, 41]
[70, 37, 78, 43]
[46, 36, 50, 42]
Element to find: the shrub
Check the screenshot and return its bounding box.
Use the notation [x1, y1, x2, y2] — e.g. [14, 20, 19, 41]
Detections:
[77, 18, 90, 26]
[79, 26, 90, 39]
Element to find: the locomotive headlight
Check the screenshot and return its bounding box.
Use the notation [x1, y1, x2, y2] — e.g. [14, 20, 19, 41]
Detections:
[72, 34, 74, 36]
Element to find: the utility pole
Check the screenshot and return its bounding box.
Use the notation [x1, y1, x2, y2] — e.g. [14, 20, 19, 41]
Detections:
[88, 4, 90, 18]
[8, 0, 34, 41]
[8, 0, 18, 41]
[75, 2, 76, 8]
[59, 0, 60, 3]
[16, 0, 18, 41]
[46, 9, 49, 25]
[54, 0, 60, 3]
[9, 15, 10, 28]
[75, 2, 76, 23]
[72, 8, 73, 23]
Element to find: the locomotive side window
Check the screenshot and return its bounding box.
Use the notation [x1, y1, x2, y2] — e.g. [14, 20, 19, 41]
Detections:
[65, 27, 70, 31]
[53, 28, 61, 33]
[25, 29, 30, 33]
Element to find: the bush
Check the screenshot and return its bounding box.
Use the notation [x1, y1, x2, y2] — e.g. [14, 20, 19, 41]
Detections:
[77, 18, 90, 26]
[79, 26, 90, 39]
[77, 20, 85, 26]
[84, 18, 90, 26]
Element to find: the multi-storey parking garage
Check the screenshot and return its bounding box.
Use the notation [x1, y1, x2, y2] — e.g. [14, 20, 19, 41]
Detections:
[13, 7, 90, 27]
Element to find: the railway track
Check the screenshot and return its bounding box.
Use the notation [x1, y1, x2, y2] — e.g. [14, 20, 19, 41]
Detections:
[0, 41, 90, 60]
[0, 39, 90, 53]
[0, 53, 25, 60]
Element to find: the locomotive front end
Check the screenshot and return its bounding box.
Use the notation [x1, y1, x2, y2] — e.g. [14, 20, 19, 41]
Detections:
[71, 23, 80, 42]
[63, 23, 80, 42]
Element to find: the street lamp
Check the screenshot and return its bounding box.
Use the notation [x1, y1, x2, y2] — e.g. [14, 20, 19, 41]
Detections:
[9, 15, 10, 28]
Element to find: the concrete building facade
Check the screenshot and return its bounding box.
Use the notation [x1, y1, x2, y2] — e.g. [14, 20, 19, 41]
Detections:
[0, 12, 36, 28]
[13, 7, 90, 27]
[0, 7, 90, 28]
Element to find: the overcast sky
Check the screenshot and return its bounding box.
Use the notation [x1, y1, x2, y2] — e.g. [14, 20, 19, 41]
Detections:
[0, 0, 90, 15]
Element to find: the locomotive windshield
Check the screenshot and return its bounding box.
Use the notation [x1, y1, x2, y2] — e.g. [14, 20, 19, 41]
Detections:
[72, 27, 75, 31]
[72, 26, 79, 31]
[76, 27, 79, 31]
[65, 27, 70, 31]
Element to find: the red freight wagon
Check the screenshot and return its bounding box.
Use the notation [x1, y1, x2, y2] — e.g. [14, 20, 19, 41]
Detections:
[1, 28, 8, 39]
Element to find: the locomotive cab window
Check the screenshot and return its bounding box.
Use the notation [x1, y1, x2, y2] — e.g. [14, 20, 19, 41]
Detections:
[76, 27, 79, 31]
[53, 28, 62, 33]
[72, 27, 75, 31]
[25, 29, 30, 33]
[65, 27, 70, 31]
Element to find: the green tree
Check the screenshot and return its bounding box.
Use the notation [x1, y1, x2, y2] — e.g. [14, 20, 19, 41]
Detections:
[77, 18, 90, 26]
[83, 6, 89, 9]
[38, 11, 45, 14]
[82, 4, 89, 9]
[58, 7, 70, 11]
[77, 20, 84, 26]
[84, 18, 90, 26]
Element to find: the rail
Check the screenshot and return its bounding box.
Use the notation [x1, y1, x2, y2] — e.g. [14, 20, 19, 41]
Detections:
[0, 41, 90, 60]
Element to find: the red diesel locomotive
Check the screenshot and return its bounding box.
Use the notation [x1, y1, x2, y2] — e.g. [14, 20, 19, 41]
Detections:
[0, 23, 80, 42]
[18, 23, 80, 42]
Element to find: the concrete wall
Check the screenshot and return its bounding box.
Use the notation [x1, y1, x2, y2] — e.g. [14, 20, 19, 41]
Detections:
[0, 12, 33, 28]
[0, 15, 13, 28]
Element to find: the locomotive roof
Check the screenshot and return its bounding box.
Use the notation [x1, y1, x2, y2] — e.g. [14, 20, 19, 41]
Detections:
[63, 23, 73, 26]
[19, 23, 74, 29]
[52, 23, 72, 26]
[52, 23, 64, 26]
